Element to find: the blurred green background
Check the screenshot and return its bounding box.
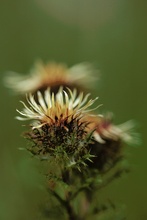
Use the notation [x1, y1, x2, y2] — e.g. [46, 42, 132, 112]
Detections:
[0, 0, 146, 219]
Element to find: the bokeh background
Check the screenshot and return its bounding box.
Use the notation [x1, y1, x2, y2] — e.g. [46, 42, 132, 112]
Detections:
[0, 0, 146, 219]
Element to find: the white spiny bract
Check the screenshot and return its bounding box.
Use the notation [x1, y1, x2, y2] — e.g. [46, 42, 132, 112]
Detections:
[16, 87, 99, 128]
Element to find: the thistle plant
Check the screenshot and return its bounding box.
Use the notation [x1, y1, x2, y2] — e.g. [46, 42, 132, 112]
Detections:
[4, 61, 139, 220]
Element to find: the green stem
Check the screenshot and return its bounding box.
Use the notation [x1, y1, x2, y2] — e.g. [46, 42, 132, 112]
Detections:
[65, 200, 77, 220]
[48, 189, 78, 220]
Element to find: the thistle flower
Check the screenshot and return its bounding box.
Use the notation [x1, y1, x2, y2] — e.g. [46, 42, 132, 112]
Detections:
[16, 86, 138, 172]
[85, 114, 139, 171]
[85, 114, 138, 145]
[4, 61, 98, 95]
[16, 87, 99, 161]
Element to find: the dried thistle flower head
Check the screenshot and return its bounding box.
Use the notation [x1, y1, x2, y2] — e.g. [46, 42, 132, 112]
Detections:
[85, 114, 139, 171]
[4, 61, 98, 95]
[16, 87, 100, 164]
[86, 114, 139, 145]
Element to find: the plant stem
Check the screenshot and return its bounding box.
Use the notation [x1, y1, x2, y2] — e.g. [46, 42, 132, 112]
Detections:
[65, 200, 77, 220]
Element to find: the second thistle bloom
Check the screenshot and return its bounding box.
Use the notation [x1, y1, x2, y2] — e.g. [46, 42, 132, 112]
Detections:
[4, 61, 98, 95]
